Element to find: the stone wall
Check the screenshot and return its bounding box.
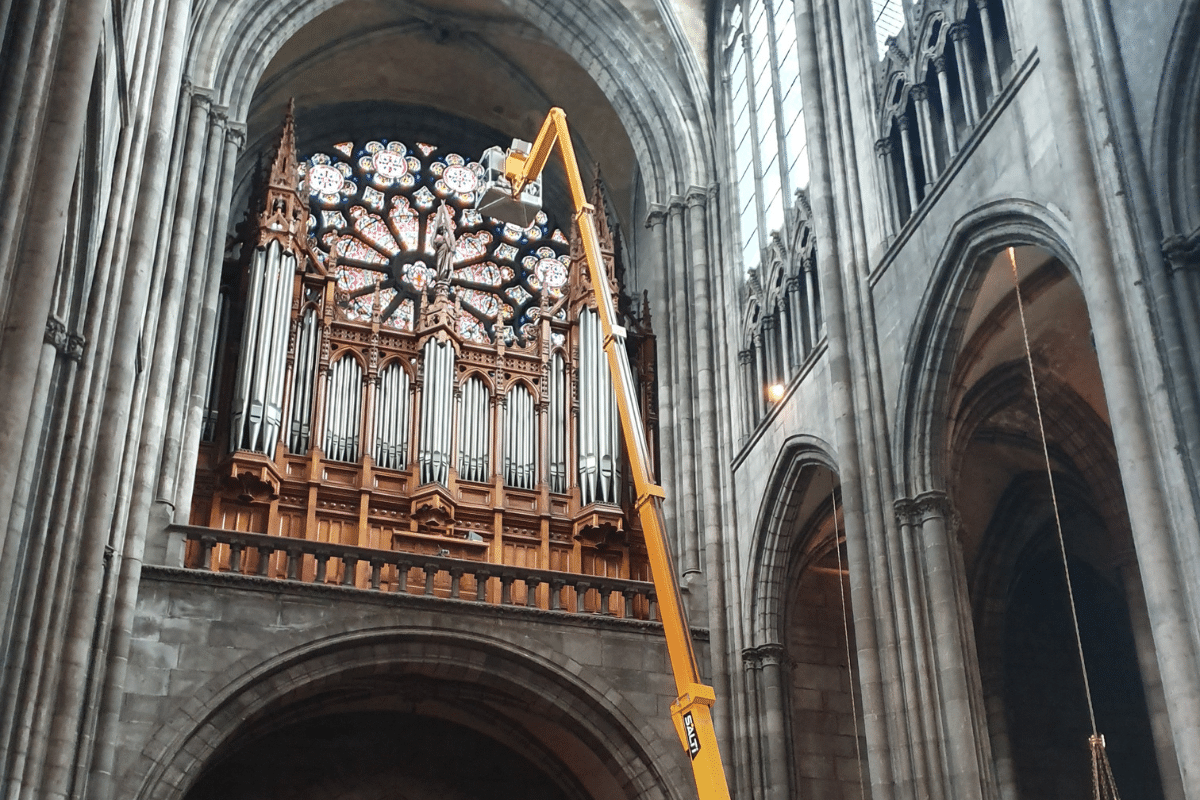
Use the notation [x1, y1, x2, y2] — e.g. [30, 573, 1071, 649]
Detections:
[115, 567, 706, 800]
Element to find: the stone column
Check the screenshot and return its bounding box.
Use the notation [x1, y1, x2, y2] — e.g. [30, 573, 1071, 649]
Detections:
[787, 275, 807, 357]
[0, 0, 107, 561]
[934, 57, 958, 154]
[875, 138, 900, 232]
[738, 349, 754, 438]
[1041, 0, 1200, 790]
[667, 198, 700, 579]
[793, 0, 893, 795]
[949, 23, 981, 125]
[171, 119, 244, 527]
[916, 492, 987, 800]
[975, 0, 1002, 98]
[910, 85, 938, 187]
[897, 115, 921, 210]
[742, 648, 766, 800]
[644, 206, 681, 560]
[758, 643, 792, 800]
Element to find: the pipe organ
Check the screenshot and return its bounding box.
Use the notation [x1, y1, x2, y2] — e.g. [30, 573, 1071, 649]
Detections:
[191, 109, 659, 590]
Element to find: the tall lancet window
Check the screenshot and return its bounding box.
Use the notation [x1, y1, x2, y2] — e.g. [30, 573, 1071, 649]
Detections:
[725, 0, 810, 275]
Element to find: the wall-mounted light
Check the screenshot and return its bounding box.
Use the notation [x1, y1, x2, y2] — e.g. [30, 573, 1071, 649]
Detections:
[767, 383, 785, 403]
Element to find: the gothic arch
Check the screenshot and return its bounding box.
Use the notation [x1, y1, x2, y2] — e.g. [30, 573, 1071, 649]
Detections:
[1151, 0, 1200, 238]
[745, 434, 838, 646]
[893, 200, 1076, 496]
[123, 627, 684, 800]
[185, 0, 715, 201]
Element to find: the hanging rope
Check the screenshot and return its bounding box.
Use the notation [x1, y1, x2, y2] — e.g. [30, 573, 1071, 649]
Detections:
[1006, 246, 1121, 800]
[830, 481, 867, 800]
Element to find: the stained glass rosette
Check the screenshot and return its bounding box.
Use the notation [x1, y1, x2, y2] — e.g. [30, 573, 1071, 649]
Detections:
[302, 139, 571, 342]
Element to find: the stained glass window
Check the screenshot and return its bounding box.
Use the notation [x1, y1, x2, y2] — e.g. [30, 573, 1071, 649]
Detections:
[299, 139, 572, 339]
[726, 0, 809, 274]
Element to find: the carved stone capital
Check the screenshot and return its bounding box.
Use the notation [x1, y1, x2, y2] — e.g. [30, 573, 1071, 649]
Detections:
[948, 22, 970, 43]
[756, 642, 788, 667]
[645, 204, 668, 229]
[225, 122, 247, 148]
[875, 137, 893, 157]
[910, 84, 929, 102]
[742, 647, 763, 668]
[1163, 230, 1200, 273]
[914, 490, 951, 522]
[897, 114, 911, 132]
[685, 187, 707, 209]
[738, 349, 753, 365]
[893, 497, 919, 526]
[933, 55, 947, 74]
[44, 316, 85, 360]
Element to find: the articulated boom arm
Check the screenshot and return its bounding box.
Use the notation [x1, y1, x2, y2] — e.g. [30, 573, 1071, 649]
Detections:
[504, 108, 732, 800]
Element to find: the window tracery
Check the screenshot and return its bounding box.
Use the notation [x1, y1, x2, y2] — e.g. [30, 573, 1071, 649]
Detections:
[300, 140, 570, 343]
[873, 0, 1014, 226]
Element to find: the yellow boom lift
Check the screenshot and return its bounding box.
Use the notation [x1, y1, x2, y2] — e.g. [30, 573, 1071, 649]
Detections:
[476, 109, 733, 800]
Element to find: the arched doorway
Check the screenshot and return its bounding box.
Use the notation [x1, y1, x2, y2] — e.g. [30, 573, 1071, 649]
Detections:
[944, 244, 1174, 800]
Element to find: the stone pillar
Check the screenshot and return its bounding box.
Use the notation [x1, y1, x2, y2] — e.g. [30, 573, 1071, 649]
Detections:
[644, 206, 681, 561]
[916, 492, 987, 800]
[897, 114, 921, 210]
[742, 648, 766, 800]
[910, 85, 938, 187]
[0, 0, 107, 563]
[786, 275, 807, 357]
[949, 23, 981, 124]
[975, 0, 1002, 98]
[667, 198, 700, 579]
[875, 138, 900, 231]
[934, 57, 958, 153]
[758, 643, 792, 800]
[738, 349, 755, 438]
[1040, 0, 1200, 790]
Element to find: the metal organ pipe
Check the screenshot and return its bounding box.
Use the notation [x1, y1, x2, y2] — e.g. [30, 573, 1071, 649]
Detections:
[457, 377, 489, 483]
[577, 309, 619, 505]
[322, 355, 362, 462]
[419, 340, 454, 485]
[550, 353, 565, 493]
[230, 240, 296, 455]
[505, 386, 536, 489]
[288, 307, 318, 454]
[374, 363, 411, 470]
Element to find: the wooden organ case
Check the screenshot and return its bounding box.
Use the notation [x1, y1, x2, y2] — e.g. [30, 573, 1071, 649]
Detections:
[189, 110, 660, 604]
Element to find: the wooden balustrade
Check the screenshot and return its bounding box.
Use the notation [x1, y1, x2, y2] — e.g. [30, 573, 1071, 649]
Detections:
[173, 524, 658, 620]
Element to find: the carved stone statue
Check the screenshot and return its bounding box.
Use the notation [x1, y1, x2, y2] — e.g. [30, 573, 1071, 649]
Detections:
[432, 202, 456, 283]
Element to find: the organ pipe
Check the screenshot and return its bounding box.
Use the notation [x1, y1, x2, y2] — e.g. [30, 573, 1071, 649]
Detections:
[458, 377, 490, 483]
[419, 340, 454, 485]
[504, 385, 536, 489]
[374, 362, 411, 470]
[230, 241, 295, 454]
[577, 309, 619, 504]
[549, 353, 566, 493]
[323, 355, 362, 462]
[288, 307, 318, 453]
